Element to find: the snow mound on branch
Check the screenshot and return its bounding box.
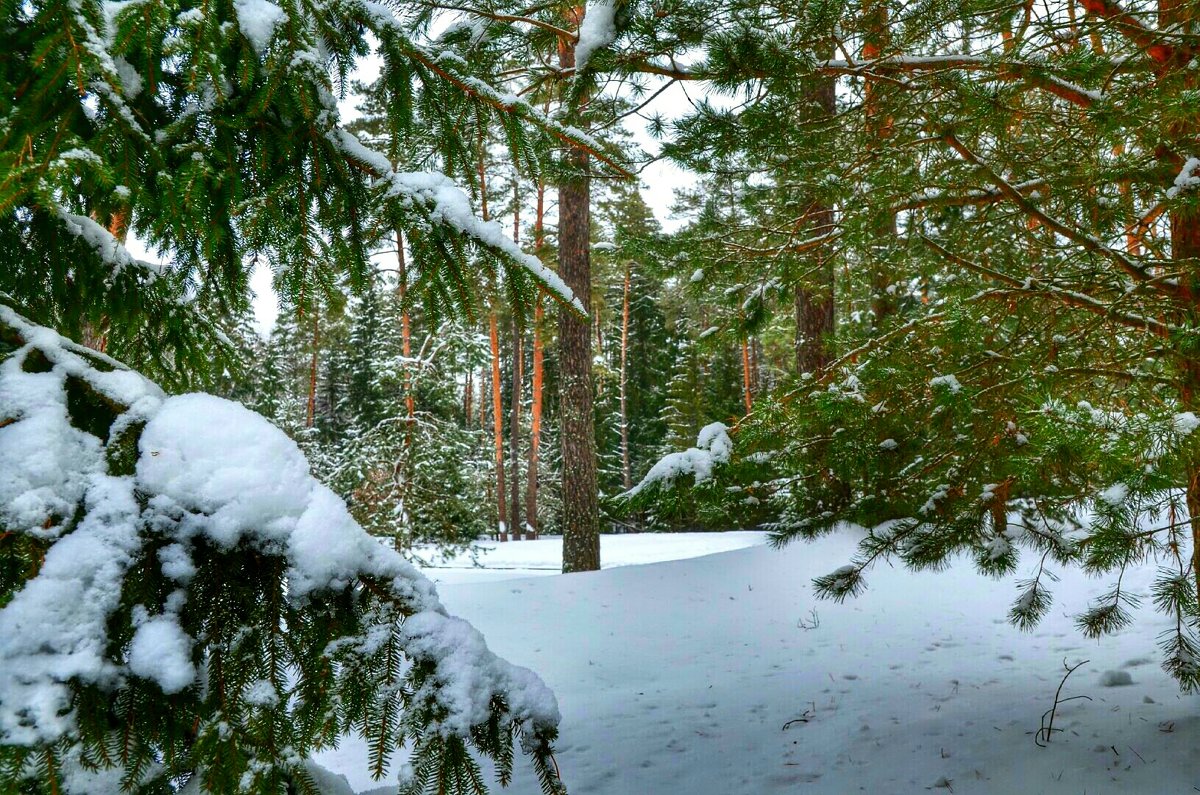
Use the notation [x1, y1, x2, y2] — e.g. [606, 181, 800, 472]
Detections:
[233, 0, 286, 52]
[1167, 157, 1200, 199]
[0, 306, 559, 747]
[327, 128, 584, 316]
[625, 422, 732, 498]
[575, 0, 617, 72]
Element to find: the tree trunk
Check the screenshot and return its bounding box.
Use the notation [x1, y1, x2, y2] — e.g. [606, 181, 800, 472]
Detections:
[526, 179, 547, 540]
[558, 10, 601, 572]
[527, 298, 544, 540]
[490, 310, 508, 541]
[464, 368, 473, 428]
[509, 318, 524, 538]
[795, 195, 836, 372]
[396, 232, 415, 422]
[740, 334, 753, 414]
[619, 262, 632, 492]
[795, 54, 838, 373]
[306, 304, 319, 429]
[863, 0, 897, 326]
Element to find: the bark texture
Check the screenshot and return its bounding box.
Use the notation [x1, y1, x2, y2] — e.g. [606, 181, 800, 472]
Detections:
[558, 10, 600, 572]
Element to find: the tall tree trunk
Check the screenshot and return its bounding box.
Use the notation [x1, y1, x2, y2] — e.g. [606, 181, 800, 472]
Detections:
[490, 311, 508, 541]
[306, 303, 319, 429]
[479, 133, 508, 541]
[395, 231, 415, 421]
[464, 368, 473, 428]
[509, 318, 523, 538]
[863, 0, 897, 326]
[619, 262, 632, 492]
[558, 10, 601, 572]
[527, 298, 544, 539]
[740, 333, 753, 414]
[526, 179, 547, 540]
[509, 189, 525, 538]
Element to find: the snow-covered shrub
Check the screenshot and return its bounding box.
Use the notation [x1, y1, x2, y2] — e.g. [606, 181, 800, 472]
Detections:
[0, 306, 564, 794]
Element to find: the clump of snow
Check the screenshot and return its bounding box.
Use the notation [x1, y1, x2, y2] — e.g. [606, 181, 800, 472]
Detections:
[1173, 411, 1200, 435]
[233, 0, 286, 53]
[1167, 157, 1200, 199]
[575, 0, 617, 72]
[0, 474, 144, 743]
[1098, 482, 1129, 506]
[625, 422, 732, 498]
[128, 614, 196, 693]
[929, 374, 962, 393]
[400, 612, 561, 734]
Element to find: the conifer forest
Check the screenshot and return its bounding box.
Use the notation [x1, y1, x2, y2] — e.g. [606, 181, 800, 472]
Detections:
[6, 0, 1200, 791]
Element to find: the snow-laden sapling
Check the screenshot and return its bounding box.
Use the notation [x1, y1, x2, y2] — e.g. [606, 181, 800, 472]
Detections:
[0, 306, 566, 794]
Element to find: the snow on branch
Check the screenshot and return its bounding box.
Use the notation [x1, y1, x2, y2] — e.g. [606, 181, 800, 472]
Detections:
[55, 209, 162, 278]
[624, 422, 733, 498]
[575, 0, 617, 72]
[328, 128, 586, 315]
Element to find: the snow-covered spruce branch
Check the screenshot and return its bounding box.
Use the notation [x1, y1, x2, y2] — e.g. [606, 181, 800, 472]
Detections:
[327, 127, 585, 315]
[622, 422, 733, 499]
[54, 210, 162, 279]
[0, 305, 565, 793]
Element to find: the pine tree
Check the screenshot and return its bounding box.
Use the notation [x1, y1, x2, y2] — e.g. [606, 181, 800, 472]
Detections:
[626, 0, 1200, 689]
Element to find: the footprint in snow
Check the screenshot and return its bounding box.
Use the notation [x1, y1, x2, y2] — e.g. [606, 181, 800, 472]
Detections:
[1099, 670, 1134, 687]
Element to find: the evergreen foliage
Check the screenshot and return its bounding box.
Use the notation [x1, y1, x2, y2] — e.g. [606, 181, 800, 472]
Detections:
[618, 0, 1200, 689]
[0, 306, 565, 794]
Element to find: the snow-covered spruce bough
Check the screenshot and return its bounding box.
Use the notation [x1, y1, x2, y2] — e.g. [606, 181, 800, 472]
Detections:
[0, 305, 565, 795]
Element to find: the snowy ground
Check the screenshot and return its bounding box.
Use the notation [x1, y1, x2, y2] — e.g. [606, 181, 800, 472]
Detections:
[413, 531, 768, 583]
[318, 530, 1200, 794]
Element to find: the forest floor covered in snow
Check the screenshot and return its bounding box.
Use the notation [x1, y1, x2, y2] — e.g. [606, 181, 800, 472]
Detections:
[318, 530, 1200, 794]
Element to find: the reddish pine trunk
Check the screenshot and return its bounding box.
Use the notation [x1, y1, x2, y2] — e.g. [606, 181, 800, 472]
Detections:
[619, 263, 632, 492]
[558, 10, 601, 572]
[527, 298, 544, 540]
[490, 311, 507, 541]
[509, 318, 523, 538]
[508, 194, 523, 538]
[396, 232, 415, 422]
